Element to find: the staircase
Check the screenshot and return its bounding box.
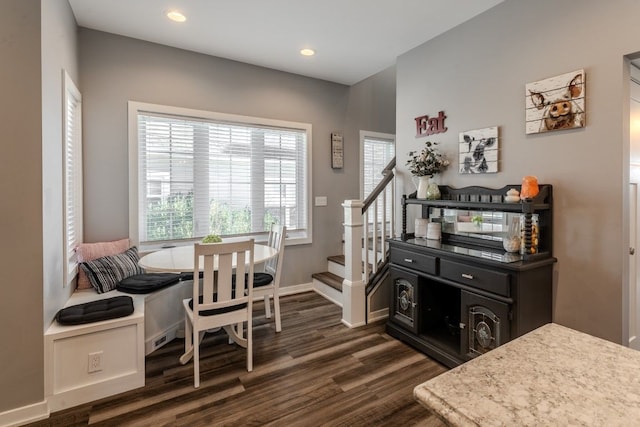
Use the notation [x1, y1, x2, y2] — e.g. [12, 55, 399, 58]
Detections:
[312, 158, 396, 327]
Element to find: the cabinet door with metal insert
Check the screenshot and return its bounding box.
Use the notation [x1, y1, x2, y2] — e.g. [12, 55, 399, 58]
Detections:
[460, 290, 510, 359]
[390, 267, 420, 334]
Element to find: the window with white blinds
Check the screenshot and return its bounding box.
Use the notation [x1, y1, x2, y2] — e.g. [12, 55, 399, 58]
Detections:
[63, 71, 83, 286]
[128, 102, 311, 248]
[361, 131, 395, 225]
[361, 131, 395, 199]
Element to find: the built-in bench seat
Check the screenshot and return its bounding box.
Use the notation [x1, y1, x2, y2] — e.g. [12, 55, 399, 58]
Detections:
[44, 279, 192, 412]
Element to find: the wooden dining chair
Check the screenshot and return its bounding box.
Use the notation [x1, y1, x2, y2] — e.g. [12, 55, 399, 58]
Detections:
[253, 224, 286, 332]
[180, 239, 254, 388]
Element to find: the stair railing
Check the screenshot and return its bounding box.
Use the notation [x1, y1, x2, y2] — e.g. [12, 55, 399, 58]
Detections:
[341, 157, 395, 327]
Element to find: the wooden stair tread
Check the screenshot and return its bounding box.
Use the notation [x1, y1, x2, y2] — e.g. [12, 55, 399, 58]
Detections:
[328, 254, 345, 265]
[311, 271, 343, 291]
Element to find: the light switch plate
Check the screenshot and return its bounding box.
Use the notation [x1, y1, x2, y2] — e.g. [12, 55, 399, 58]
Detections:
[315, 196, 328, 206]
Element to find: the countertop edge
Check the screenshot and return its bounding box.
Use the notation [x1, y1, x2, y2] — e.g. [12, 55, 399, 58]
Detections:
[413, 383, 479, 427]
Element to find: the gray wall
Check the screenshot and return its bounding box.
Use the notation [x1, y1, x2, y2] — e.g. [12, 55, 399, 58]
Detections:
[346, 66, 397, 310]
[396, 0, 640, 343]
[0, 0, 43, 413]
[42, 0, 79, 330]
[0, 0, 78, 415]
[78, 29, 373, 288]
[346, 65, 397, 149]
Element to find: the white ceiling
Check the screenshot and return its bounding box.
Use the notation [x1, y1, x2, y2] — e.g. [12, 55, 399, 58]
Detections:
[68, 0, 504, 86]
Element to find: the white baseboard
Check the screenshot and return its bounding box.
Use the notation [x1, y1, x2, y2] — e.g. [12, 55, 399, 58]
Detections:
[279, 282, 313, 296]
[367, 308, 389, 323]
[47, 371, 144, 413]
[145, 321, 183, 355]
[341, 318, 366, 328]
[0, 400, 48, 427]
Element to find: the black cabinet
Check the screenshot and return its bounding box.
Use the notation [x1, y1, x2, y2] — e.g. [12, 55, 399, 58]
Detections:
[386, 184, 555, 368]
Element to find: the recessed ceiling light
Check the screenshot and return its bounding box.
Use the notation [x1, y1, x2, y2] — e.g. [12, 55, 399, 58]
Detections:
[300, 48, 315, 57]
[167, 10, 187, 22]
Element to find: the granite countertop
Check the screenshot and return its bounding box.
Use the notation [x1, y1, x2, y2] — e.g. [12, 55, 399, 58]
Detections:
[414, 323, 640, 426]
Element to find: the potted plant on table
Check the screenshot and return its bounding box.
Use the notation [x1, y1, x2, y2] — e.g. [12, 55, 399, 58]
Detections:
[202, 234, 222, 244]
[407, 141, 450, 199]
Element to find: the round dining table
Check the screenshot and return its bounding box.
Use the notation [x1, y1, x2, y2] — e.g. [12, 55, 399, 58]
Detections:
[138, 242, 278, 272]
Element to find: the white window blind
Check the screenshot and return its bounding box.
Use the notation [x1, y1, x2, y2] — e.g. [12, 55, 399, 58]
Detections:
[63, 71, 83, 286]
[362, 132, 395, 199]
[130, 103, 311, 247]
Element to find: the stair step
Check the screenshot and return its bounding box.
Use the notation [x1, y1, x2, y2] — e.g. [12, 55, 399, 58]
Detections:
[311, 271, 343, 292]
[328, 255, 345, 266]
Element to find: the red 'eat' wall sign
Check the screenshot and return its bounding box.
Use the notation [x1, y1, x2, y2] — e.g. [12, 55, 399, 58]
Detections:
[414, 111, 447, 137]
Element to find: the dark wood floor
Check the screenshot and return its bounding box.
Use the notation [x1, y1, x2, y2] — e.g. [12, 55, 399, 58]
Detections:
[28, 292, 447, 426]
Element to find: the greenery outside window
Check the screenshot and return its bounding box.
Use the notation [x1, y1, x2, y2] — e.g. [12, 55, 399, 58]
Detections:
[128, 102, 312, 250]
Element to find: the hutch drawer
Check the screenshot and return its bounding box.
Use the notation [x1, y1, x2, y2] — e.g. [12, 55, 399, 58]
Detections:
[389, 247, 437, 275]
[440, 259, 510, 297]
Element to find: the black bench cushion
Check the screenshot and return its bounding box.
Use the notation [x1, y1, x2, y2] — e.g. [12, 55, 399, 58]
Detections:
[117, 273, 181, 294]
[178, 272, 203, 281]
[231, 272, 274, 288]
[55, 296, 134, 325]
[188, 294, 247, 316]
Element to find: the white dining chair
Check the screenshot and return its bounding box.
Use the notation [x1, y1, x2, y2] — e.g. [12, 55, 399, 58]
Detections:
[253, 224, 286, 332]
[180, 239, 254, 388]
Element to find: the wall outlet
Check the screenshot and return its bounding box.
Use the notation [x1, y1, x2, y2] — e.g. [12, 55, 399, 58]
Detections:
[88, 351, 103, 373]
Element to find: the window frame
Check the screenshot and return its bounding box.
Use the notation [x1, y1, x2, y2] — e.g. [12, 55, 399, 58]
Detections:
[128, 101, 313, 250]
[359, 130, 395, 199]
[63, 70, 83, 287]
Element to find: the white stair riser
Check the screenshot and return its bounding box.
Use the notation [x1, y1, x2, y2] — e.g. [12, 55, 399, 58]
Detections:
[312, 278, 343, 307]
[328, 260, 344, 277]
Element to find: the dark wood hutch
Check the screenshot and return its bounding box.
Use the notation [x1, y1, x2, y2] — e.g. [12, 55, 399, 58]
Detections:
[386, 184, 555, 368]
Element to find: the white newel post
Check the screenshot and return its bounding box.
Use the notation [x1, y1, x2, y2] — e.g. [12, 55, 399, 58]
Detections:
[342, 200, 366, 327]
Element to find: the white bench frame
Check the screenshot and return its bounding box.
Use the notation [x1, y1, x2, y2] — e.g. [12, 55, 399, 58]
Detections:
[44, 280, 192, 412]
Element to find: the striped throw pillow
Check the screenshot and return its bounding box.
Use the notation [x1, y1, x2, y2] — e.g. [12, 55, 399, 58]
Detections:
[80, 247, 144, 294]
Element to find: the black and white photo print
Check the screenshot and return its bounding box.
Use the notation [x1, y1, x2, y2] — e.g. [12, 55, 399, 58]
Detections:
[459, 126, 499, 174]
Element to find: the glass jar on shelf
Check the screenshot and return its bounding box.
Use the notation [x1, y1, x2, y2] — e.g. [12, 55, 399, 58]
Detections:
[520, 213, 539, 255]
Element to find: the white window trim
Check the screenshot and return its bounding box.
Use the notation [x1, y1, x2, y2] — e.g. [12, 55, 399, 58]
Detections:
[63, 70, 83, 286]
[359, 130, 395, 198]
[128, 101, 313, 251]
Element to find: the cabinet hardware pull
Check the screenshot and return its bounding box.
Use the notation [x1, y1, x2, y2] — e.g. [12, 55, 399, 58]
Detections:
[403, 258, 414, 263]
[461, 273, 474, 280]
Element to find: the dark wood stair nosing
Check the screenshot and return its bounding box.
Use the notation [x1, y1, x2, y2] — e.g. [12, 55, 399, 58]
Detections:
[311, 271, 343, 292]
[327, 254, 346, 265]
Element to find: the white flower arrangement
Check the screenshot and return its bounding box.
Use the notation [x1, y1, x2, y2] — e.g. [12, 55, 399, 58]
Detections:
[406, 141, 450, 177]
